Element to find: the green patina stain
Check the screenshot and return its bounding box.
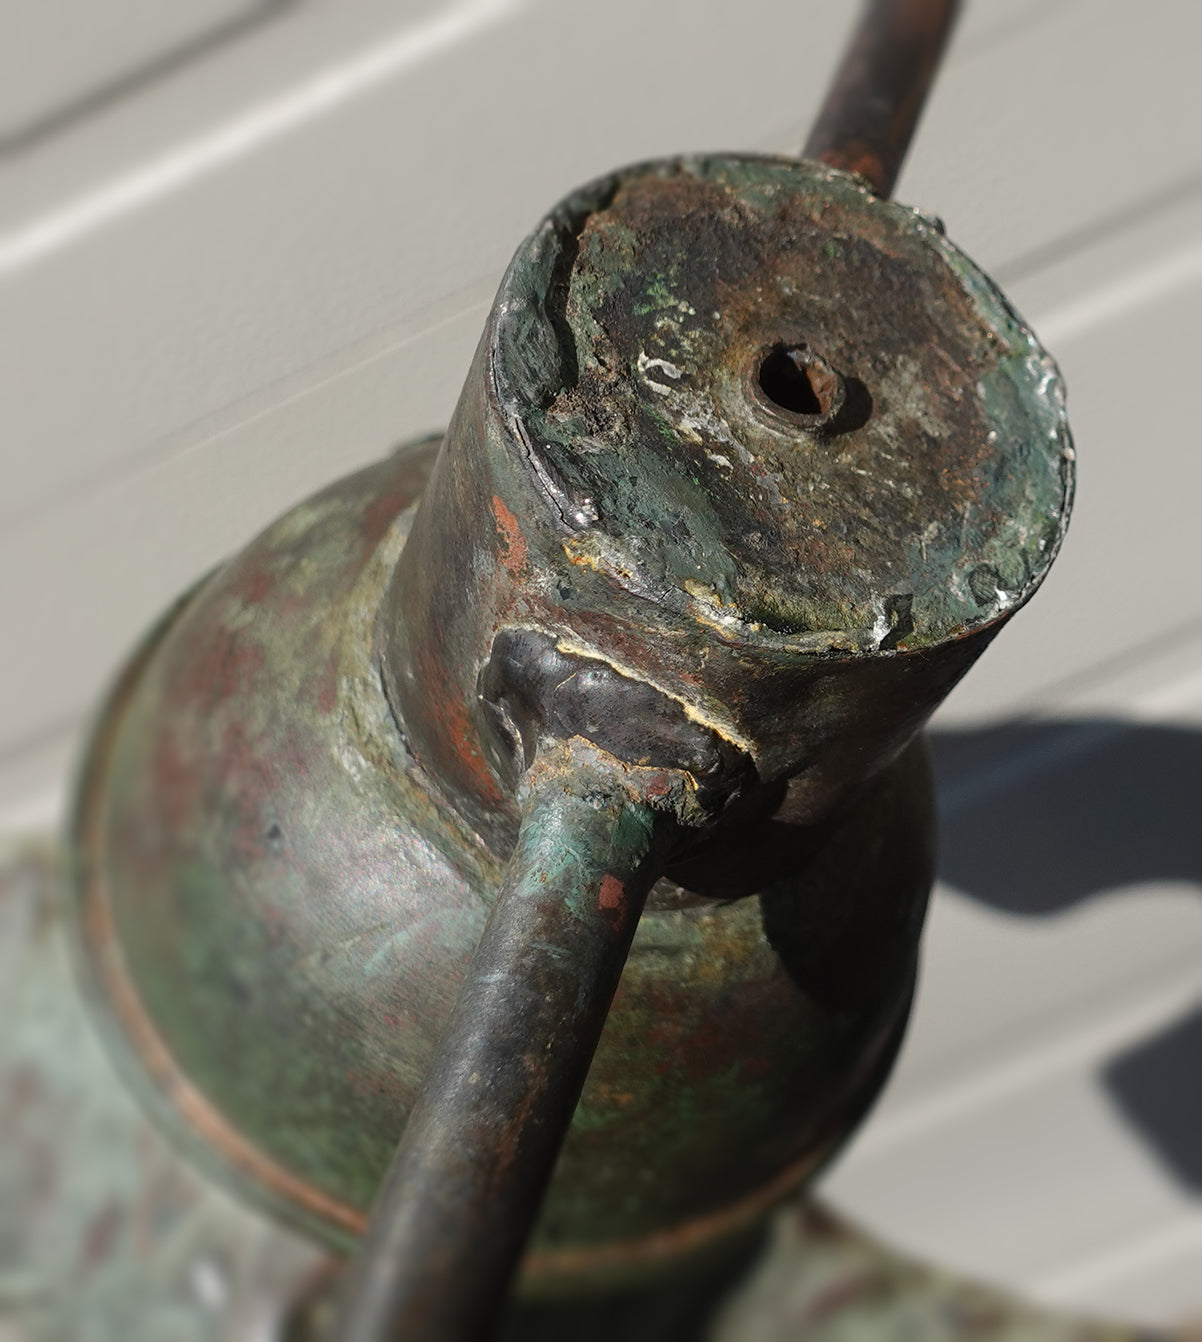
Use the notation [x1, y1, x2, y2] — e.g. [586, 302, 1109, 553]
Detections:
[72, 151, 1075, 1291]
[493, 154, 1072, 655]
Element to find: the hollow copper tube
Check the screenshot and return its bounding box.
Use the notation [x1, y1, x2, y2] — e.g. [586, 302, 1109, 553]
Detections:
[803, 0, 961, 198]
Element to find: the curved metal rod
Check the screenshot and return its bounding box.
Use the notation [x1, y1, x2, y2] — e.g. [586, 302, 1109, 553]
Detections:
[333, 766, 667, 1341]
[803, 0, 961, 198]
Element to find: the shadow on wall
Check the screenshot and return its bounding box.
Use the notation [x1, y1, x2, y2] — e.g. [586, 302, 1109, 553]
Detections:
[928, 719, 1202, 1193]
[1, 0, 295, 156]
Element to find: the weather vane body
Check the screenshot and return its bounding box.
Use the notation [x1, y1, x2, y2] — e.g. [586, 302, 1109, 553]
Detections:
[66, 2, 1075, 1337]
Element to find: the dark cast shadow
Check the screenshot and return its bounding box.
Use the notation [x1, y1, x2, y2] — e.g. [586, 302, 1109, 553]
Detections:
[928, 718, 1202, 1192]
[2, 0, 295, 157]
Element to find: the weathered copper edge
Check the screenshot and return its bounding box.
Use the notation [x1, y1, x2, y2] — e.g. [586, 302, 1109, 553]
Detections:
[522, 1138, 835, 1287]
[524, 984, 911, 1289]
[67, 580, 369, 1246]
[489, 152, 1074, 665]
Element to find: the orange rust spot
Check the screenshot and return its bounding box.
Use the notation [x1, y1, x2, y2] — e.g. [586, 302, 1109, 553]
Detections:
[492, 495, 528, 572]
[599, 874, 624, 910]
[413, 639, 505, 808]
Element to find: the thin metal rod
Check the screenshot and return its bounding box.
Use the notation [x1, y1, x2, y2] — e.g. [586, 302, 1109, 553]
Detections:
[803, 0, 961, 198]
[333, 773, 665, 1342]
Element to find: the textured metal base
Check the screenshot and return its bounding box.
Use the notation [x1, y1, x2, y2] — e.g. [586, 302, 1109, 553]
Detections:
[0, 838, 1166, 1339]
[0, 838, 327, 1342]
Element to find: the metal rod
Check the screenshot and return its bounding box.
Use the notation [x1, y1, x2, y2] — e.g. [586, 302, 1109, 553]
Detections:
[333, 771, 666, 1342]
[803, 0, 961, 198]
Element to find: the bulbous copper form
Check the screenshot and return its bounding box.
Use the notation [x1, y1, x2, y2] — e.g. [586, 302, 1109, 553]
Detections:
[68, 152, 1072, 1333]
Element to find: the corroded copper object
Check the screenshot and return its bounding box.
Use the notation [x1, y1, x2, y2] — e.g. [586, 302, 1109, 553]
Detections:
[67, 5, 1074, 1338]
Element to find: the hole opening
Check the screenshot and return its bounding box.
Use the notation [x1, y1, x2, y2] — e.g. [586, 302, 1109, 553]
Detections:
[757, 346, 840, 417]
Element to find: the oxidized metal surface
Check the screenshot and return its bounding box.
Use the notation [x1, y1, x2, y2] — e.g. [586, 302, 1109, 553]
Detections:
[68, 151, 1073, 1315]
[71, 438, 933, 1284]
[804, 0, 961, 196]
[383, 155, 1072, 845]
[342, 114, 1073, 1340]
[0, 839, 328, 1342]
[4, 842, 1167, 1341]
[709, 1204, 1165, 1342]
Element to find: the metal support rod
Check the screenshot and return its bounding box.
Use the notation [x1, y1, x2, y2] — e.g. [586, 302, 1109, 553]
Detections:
[803, 0, 961, 198]
[333, 770, 666, 1342]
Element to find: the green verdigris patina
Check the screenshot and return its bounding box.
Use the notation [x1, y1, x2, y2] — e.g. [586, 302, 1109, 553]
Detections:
[496, 155, 1069, 649]
[69, 154, 1072, 1295]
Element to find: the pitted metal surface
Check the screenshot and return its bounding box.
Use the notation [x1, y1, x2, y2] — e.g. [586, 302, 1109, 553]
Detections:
[497, 156, 1072, 654]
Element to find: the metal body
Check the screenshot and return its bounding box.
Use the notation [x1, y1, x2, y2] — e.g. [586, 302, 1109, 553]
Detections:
[0, 837, 1142, 1342]
[70, 148, 1072, 1338]
[73, 429, 932, 1281]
